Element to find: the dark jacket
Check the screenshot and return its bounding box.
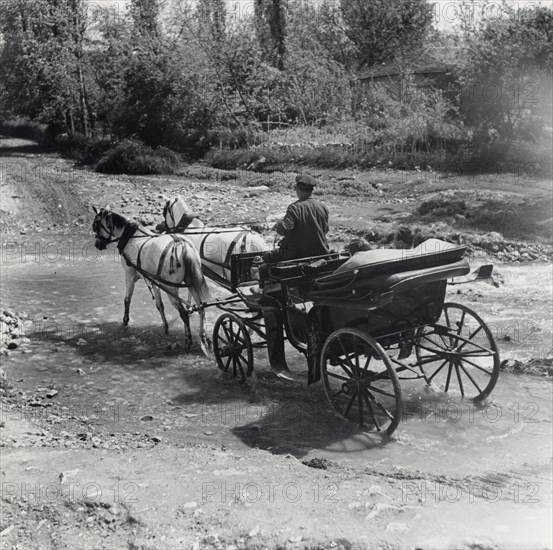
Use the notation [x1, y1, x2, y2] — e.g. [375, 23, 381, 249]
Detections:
[274, 197, 330, 260]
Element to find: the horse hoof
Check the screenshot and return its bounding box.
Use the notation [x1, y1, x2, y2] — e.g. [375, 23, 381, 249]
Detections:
[200, 340, 211, 358]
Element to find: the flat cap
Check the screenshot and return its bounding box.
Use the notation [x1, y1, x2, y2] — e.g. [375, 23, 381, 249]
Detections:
[295, 173, 319, 190]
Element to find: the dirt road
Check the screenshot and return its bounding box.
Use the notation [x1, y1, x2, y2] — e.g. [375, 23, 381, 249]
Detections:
[1, 137, 552, 549]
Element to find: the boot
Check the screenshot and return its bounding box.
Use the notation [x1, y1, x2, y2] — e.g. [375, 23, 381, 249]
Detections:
[262, 308, 292, 377]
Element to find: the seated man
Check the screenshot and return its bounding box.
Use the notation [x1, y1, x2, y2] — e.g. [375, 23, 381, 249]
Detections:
[264, 173, 330, 262]
[257, 173, 330, 379]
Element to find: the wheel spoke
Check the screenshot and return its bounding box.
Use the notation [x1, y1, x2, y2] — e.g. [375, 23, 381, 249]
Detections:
[444, 363, 453, 392]
[454, 363, 465, 397]
[367, 385, 396, 399]
[338, 338, 357, 374]
[461, 357, 493, 376]
[362, 391, 381, 431]
[344, 392, 357, 416]
[236, 357, 245, 379]
[366, 390, 394, 421]
[224, 354, 232, 372]
[444, 307, 451, 329]
[456, 325, 483, 352]
[335, 358, 354, 378]
[427, 360, 448, 382]
[222, 323, 232, 344]
[459, 362, 483, 393]
[457, 310, 466, 335]
[327, 371, 350, 382]
[353, 338, 360, 377]
[421, 334, 450, 352]
[358, 391, 364, 425]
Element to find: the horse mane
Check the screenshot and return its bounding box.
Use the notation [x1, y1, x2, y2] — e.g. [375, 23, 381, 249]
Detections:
[107, 210, 140, 232]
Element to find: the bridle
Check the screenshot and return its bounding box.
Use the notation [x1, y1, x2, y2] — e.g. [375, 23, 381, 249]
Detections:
[163, 198, 180, 228]
[93, 214, 121, 246]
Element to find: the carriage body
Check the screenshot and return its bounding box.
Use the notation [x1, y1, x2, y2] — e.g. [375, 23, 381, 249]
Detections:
[211, 243, 500, 435]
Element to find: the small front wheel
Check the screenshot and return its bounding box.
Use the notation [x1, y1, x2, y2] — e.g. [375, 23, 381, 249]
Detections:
[321, 328, 403, 435]
[213, 313, 254, 381]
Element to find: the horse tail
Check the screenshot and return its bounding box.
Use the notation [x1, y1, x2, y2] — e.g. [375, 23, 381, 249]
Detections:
[182, 242, 211, 303]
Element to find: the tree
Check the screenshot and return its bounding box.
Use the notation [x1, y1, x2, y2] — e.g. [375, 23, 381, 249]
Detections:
[0, 0, 94, 135]
[340, 0, 433, 68]
[254, 0, 286, 70]
[457, 6, 553, 142]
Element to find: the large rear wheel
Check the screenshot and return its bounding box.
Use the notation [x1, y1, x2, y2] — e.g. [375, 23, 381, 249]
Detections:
[415, 302, 500, 402]
[213, 313, 254, 381]
[321, 328, 403, 435]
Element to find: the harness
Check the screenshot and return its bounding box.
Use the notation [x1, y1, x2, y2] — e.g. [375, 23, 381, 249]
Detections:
[94, 213, 194, 290]
[198, 228, 250, 271]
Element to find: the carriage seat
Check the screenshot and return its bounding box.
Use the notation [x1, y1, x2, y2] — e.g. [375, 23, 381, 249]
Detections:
[312, 239, 468, 298]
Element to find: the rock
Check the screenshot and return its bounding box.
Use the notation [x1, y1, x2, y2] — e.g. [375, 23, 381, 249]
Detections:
[76, 368, 86, 375]
[488, 232, 503, 241]
[140, 415, 154, 422]
[46, 389, 58, 398]
[76, 338, 88, 346]
[181, 501, 198, 509]
[247, 185, 269, 197]
[7, 340, 19, 350]
[150, 435, 162, 443]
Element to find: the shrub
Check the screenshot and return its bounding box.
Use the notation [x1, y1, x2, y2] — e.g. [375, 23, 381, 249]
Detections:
[418, 199, 467, 218]
[96, 140, 180, 175]
[54, 133, 113, 165]
[0, 117, 47, 142]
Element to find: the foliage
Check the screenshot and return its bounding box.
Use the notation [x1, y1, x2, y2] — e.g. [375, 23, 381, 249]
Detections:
[456, 7, 553, 143]
[95, 140, 180, 175]
[340, 0, 434, 68]
[1, 0, 550, 175]
[0, 0, 95, 135]
[255, 0, 286, 70]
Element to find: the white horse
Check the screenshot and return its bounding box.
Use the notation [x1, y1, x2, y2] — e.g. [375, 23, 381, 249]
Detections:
[92, 206, 211, 351]
[161, 195, 269, 284]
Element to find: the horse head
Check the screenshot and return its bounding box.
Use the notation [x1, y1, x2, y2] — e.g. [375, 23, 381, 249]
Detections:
[163, 195, 193, 229]
[92, 205, 126, 250]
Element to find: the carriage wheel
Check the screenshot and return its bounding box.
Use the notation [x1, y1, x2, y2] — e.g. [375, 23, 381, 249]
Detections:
[321, 328, 403, 435]
[415, 302, 500, 402]
[213, 313, 254, 381]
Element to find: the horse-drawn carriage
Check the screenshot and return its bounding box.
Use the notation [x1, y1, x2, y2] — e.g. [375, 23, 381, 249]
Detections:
[92, 205, 500, 436]
[210, 240, 500, 435]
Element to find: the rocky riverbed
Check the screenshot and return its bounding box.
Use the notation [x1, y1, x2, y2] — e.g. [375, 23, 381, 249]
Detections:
[1, 137, 552, 549]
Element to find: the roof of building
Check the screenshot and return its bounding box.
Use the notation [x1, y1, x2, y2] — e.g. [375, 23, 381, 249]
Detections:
[358, 58, 450, 80]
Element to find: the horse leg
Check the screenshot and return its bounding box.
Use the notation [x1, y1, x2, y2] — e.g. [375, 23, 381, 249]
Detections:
[188, 288, 210, 356]
[152, 286, 169, 335]
[166, 291, 192, 351]
[123, 268, 140, 326]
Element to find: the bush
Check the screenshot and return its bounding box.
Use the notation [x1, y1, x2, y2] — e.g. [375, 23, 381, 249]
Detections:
[0, 118, 47, 142]
[54, 133, 114, 165]
[96, 140, 180, 175]
[468, 198, 552, 240]
[418, 199, 467, 218]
